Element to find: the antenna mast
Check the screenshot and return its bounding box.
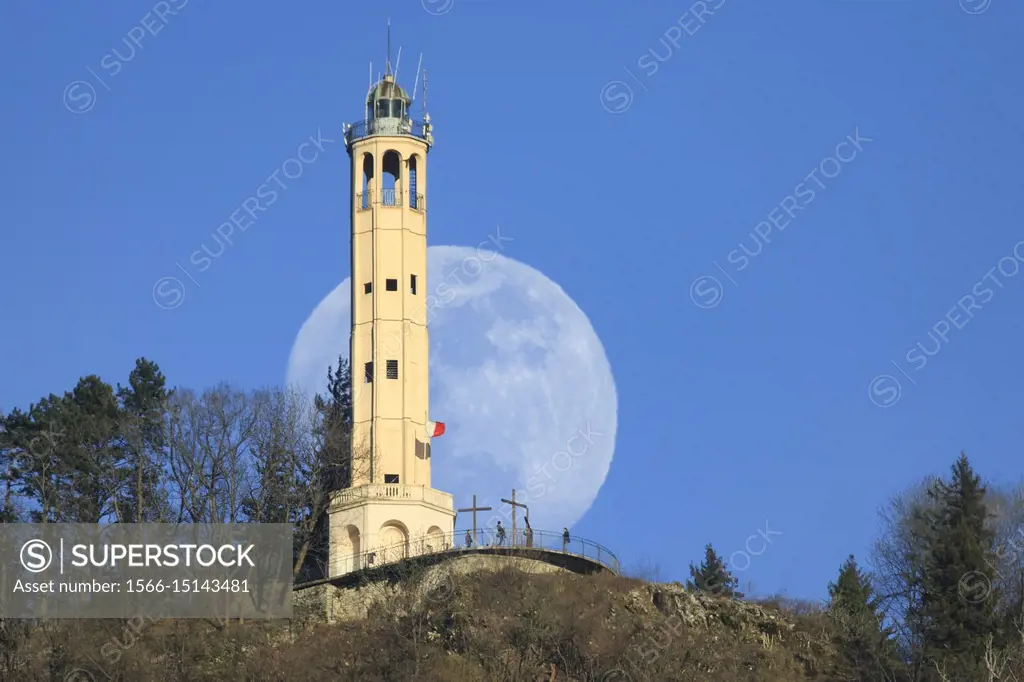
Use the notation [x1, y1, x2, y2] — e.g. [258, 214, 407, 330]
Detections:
[394, 47, 403, 83]
[412, 53, 423, 100]
[386, 18, 391, 75]
[422, 69, 428, 115]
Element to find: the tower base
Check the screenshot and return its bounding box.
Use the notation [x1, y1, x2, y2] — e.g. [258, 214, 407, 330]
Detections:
[328, 483, 456, 577]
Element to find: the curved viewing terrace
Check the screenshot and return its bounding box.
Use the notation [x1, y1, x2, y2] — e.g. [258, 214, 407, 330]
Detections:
[319, 528, 620, 584]
[345, 118, 431, 147]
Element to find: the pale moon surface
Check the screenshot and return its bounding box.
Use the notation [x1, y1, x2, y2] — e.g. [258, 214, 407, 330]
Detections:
[285, 246, 618, 529]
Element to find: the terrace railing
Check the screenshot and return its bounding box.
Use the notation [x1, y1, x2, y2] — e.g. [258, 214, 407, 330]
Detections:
[345, 118, 430, 145]
[330, 527, 620, 577]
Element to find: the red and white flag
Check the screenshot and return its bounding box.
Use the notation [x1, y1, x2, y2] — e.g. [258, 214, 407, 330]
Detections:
[425, 420, 446, 438]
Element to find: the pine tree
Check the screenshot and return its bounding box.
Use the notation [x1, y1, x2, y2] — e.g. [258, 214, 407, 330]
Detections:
[826, 554, 903, 681]
[116, 358, 170, 523]
[918, 452, 1001, 681]
[313, 355, 353, 490]
[686, 543, 742, 598]
[299, 356, 354, 580]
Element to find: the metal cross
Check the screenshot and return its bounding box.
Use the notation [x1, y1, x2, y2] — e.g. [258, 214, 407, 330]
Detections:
[500, 489, 529, 548]
[457, 494, 492, 546]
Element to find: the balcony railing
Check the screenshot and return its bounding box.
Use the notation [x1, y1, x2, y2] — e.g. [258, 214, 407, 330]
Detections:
[355, 190, 409, 210]
[328, 527, 620, 578]
[345, 118, 430, 145]
[332, 483, 455, 511]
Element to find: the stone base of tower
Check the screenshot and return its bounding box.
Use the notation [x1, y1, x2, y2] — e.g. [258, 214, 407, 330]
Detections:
[327, 483, 456, 578]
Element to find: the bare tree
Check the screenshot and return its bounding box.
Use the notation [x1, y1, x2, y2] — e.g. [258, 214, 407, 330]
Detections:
[245, 387, 339, 578]
[166, 385, 257, 524]
[871, 475, 939, 677]
[245, 388, 309, 524]
[988, 481, 1024, 635]
[110, 413, 175, 524]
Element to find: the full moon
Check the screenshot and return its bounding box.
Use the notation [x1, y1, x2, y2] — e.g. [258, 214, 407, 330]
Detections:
[285, 246, 617, 530]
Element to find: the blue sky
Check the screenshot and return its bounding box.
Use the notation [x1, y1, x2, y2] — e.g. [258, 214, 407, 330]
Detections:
[2, 0, 1023, 600]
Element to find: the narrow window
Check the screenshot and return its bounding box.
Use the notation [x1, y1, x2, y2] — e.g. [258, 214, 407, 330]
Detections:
[384, 474, 399, 484]
[361, 153, 374, 210]
[382, 151, 400, 206]
[386, 360, 399, 380]
[410, 274, 417, 295]
[364, 282, 372, 294]
[364, 362, 373, 383]
[385, 278, 398, 291]
[409, 156, 418, 209]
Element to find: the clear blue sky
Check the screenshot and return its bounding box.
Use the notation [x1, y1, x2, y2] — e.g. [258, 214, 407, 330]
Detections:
[2, 0, 1023, 600]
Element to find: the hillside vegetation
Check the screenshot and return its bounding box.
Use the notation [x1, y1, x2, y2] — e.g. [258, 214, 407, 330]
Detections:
[2, 567, 831, 681]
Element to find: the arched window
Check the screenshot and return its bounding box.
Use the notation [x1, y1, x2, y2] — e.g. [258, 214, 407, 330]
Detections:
[409, 155, 419, 209]
[382, 150, 401, 206]
[360, 153, 374, 210]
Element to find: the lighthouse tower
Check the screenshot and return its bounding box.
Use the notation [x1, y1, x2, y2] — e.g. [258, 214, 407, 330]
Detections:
[327, 64, 455, 577]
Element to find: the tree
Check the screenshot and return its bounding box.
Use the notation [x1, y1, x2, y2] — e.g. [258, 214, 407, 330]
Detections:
[986, 481, 1024, 641]
[917, 453, 1002, 680]
[3, 378, 121, 523]
[313, 356, 353, 490]
[297, 357, 360, 581]
[115, 358, 171, 523]
[62, 375, 123, 522]
[686, 544, 741, 599]
[243, 386, 332, 578]
[0, 410, 20, 522]
[871, 476, 940, 676]
[826, 554, 903, 681]
[166, 384, 257, 523]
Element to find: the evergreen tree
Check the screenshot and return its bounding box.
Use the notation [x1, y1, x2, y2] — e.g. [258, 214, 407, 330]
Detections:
[826, 554, 904, 681]
[313, 356, 353, 491]
[58, 375, 122, 522]
[686, 543, 742, 598]
[116, 358, 170, 523]
[3, 366, 163, 525]
[7, 383, 118, 523]
[918, 453, 1001, 681]
[299, 356, 354, 580]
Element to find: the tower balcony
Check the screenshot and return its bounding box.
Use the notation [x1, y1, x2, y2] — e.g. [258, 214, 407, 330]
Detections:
[331, 483, 454, 512]
[356, 189, 425, 211]
[345, 118, 432, 148]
